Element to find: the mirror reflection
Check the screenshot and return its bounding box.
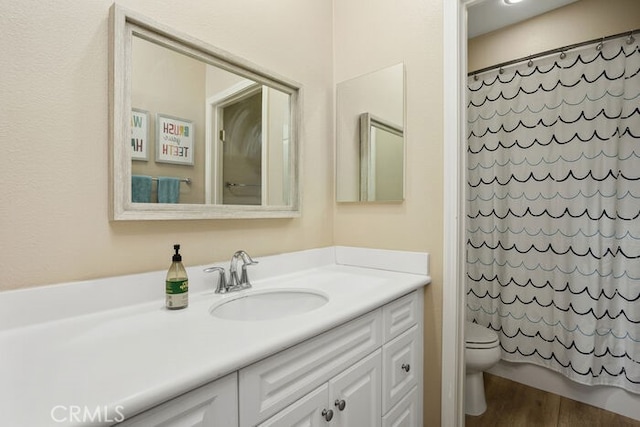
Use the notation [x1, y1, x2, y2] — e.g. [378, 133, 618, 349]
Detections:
[359, 113, 404, 201]
[336, 63, 405, 202]
[109, 5, 300, 220]
[131, 35, 291, 206]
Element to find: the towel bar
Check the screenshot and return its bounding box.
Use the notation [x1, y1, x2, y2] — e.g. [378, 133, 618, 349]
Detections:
[151, 177, 191, 184]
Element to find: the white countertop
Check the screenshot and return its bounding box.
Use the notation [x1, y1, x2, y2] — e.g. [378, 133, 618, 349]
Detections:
[0, 246, 430, 426]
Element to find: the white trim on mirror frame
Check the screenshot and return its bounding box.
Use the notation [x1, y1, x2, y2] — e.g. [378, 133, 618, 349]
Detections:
[443, 0, 475, 425]
[108, 4, 302, 220]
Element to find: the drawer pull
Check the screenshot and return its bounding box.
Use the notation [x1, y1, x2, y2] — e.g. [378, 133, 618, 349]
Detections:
[322, 408, 334, 421]
[402, 363, 411, 372]
[335, 399, 346, 411]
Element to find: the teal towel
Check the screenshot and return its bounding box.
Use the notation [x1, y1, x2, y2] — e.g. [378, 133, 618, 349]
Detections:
[131, 175, 152, 203]
[158, 176, 180, 203]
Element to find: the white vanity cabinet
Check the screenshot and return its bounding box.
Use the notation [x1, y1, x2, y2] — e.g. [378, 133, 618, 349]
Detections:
[117, 372, 238, 427]
[0, 247, 431, 426]
[239, 309, 383, 426]
[240, 289, 423, 427]
[381, 290, 421, 413]
[116, 289, 423, 427]
[258, 350, 382, 427]
[381, 326, 421, 425]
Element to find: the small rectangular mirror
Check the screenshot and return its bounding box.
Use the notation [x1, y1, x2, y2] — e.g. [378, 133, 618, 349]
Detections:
[336, 63, 405, 202]
[109, 5, 301, 220]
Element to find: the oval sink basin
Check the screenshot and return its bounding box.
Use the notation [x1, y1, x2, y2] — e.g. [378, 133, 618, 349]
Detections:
[210, 288, 329, 321]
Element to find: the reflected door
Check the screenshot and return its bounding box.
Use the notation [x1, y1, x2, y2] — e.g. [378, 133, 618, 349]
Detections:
[221, 91, 263, 205]
[359, 113, 404, 202]
[368, 126, 404, 201]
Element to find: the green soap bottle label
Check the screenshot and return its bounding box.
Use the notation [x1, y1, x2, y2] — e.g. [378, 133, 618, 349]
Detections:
[166, 279, 188, 294]
[166, 279, 188, 309]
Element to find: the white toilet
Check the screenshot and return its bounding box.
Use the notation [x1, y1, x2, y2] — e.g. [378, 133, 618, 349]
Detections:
[465, 321, 501, 416]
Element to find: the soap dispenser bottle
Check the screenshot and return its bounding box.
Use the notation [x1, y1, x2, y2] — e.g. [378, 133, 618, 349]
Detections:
[166, 244, 188, 310]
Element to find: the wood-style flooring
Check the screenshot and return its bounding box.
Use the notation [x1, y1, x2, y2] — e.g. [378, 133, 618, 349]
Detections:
[465, 373, 640, 427]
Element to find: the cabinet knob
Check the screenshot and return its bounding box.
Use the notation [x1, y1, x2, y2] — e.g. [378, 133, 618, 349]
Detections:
[322, 408, 334, 421]
[334, 399, 346, 411]
[402, 363, 411, 372]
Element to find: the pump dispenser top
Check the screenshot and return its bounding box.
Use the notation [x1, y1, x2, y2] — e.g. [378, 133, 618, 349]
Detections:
[172, 244, 182, 262]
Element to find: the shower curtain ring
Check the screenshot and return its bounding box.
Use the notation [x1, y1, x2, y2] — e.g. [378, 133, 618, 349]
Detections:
[596, 37, 604, 51]
[527, 57, 533, 67]
[560, 51, 566, 59]
[499, 67, 504, 74]
[626, 32, 636, 45]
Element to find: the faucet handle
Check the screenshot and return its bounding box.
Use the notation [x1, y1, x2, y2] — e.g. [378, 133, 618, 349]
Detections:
[240, 258, 258, 288]
[203, 266, 228, 293]
[231, 250, 254, 262]
[231, 251, 258, 289]
[240, 251, 258, 266]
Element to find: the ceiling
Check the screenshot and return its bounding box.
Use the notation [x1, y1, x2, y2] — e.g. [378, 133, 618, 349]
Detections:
[467, 0, 579, 39]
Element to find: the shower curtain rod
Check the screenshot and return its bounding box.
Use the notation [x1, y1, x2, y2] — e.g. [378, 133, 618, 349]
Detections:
[468, 28, 639, 77]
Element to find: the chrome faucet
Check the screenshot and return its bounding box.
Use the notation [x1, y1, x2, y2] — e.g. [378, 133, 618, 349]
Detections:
[204, 250, 259, 294]
[229, 250, 259, 290]
[203, 266, 228, 293]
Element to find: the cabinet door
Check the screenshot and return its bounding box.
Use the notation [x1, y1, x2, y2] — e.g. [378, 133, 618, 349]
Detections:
[239, 309, 382, 426]
[117, 372, 238, 427]
[382, 325, 419, 414]
[382, 386, 418, 427]
[329, 350, 382, 427]
[258, 384, 329, 427]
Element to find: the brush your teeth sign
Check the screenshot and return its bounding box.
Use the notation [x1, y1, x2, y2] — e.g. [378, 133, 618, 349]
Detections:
[156, 114, 194, 165]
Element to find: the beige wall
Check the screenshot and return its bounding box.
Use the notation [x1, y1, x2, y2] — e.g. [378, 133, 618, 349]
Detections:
[1, 0, 446, 423]
[0, 0, 334, 290]
[468, 0, 640, 72]
[333, 0, 444, 425]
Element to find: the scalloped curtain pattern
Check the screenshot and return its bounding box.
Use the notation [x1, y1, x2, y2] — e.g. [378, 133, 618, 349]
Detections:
[466, 36, 640, 392]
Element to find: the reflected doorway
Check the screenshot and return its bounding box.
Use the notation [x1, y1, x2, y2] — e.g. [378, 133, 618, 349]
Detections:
[220, 90, 263, 205]
[206, 80, 292, 207]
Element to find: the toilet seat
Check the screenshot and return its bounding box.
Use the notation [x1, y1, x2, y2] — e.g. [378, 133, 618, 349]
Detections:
[465, 322, 499, 349]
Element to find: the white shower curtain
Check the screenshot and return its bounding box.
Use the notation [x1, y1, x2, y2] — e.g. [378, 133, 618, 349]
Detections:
[466, 35, 640, 392]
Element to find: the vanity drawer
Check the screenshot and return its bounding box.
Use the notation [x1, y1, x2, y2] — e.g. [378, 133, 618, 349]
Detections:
[257, 383, 328, 427]
[239, 309, 382, 427]
[118, 372, 238, 426]
[382, 324, 419, 414]
[382, 291, 419, 342]
[382, 385, 419, 427]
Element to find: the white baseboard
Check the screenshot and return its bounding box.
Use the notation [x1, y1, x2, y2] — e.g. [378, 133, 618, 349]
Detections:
[488, 360, 640, 421]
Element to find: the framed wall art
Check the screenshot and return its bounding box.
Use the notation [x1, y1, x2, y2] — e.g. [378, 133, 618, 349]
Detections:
[156, 114, 194, 165]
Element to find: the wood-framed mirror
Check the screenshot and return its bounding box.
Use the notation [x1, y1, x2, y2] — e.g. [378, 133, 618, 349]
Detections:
[109, 4, 301, 220]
